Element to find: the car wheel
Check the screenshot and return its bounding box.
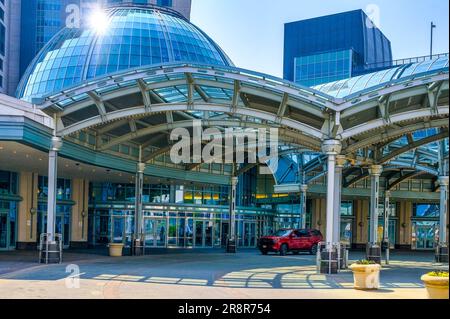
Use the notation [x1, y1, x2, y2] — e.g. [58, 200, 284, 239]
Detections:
[280, 244, 288, 256]
[261, 250, 268, 255]
[310, 244, 318, 255]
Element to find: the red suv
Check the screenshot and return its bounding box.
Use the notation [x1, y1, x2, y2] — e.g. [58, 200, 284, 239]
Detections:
[258, 229, 323, 256]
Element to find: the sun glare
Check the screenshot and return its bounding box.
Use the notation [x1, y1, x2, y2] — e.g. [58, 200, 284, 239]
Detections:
[88, 10, 110, 35]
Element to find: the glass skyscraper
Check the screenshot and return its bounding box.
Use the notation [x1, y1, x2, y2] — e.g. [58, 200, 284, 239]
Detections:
[284, 10, 393, 87]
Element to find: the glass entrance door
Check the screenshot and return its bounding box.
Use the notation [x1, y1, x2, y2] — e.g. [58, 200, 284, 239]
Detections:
[176, 218, 193, 248]
[111, 215, 134, 247]
[144, 218, 167, 248]
[221, 222, 229, 247]
[242, 222, 256, 247]
[414, 222, 438, 250]
[37, 204, 71, 249]
[95, 213, 110, 244]
[0, 212, 8, 250]
[194, 220, 213, 248]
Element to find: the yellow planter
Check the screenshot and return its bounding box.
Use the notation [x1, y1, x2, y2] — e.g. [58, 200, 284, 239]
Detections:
[349, 263, 381, 290]
[109, 243, 124, 257]
[421, 275, 449, 299]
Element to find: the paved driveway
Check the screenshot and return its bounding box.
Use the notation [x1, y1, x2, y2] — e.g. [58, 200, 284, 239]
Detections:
[0, 249, 447, 299]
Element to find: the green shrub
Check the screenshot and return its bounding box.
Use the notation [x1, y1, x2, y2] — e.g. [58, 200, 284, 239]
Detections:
[427, 271, 449, 277]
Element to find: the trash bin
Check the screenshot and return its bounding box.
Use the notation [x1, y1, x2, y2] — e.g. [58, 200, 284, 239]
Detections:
[226, 238, 237, 253]
[320, 249, 338, 274]
[367, 245, 382, 264]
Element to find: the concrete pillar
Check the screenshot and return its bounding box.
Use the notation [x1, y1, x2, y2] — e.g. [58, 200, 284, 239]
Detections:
[436, 176, 449, 263]
[300, 184, 308, 229]
[320, 139, 342, 274]
[321, 139, 342, 249]
[367, 165, 383, 263]
[383, 191, 391, 264]
[46, 137, 62, 242]
[169, 184, 176, 203]
[71, 179, 89, 248]
[383, 191, 391, 244]
[333, 155, 346, 243]
[134, 163, 145, 238]
[17, 172, 38, 249]
[227, 176, 238, 253]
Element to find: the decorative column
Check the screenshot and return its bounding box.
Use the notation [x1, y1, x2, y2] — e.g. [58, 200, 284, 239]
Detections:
[46, 136, 62, 243]
[133, 162, 145, 255]
[320, 139, 342, 274]
[227, 176, 238, 253]
[300, 184, 308, 229]
[333, 155, 346, 244]
[383, 190, 391, 264]
[436, 176, 449, 263]
[367, 165, 383, 263]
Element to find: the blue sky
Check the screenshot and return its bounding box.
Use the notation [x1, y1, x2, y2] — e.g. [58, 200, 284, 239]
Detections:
[191, 0, 449, 78]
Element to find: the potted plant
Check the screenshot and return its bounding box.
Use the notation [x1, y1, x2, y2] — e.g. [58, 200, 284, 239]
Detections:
[108, 242, 124, 257]
[421, 271, 449, 299]
[349, 259, 382, 290]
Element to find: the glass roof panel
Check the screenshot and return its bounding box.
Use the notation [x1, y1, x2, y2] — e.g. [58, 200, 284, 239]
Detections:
[313, 56, 449, 98]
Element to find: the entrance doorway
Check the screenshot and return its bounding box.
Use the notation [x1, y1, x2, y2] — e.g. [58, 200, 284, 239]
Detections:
[194, 220, 213, 248]
[221, 222, 229, 247]
[413, 221, 438, 250]
[143, 218, 167, 248]
[242, 222, 256, 247]
[111, 215, 134, 247]
[0, 212, 8, 250]
[37, 204, 71, 249]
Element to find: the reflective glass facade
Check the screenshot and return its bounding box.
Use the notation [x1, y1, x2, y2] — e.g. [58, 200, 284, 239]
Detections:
[284, 9, 392, 86]
[17, 6, 232, 101]
[294, 49, 353, 87]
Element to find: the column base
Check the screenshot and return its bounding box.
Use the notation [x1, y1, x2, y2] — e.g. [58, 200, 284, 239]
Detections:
[435, 245, 448, 263]
[132, 238, 144, 256]
[366, 244, 382, 264]
[226, 238, 237, 253]
[338, 244, 348, 269]
[39, 243, 62, 264]
[320, 249, 338, 274]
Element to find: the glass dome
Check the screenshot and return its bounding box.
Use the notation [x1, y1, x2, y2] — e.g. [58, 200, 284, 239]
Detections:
[17, 5, 234, 101]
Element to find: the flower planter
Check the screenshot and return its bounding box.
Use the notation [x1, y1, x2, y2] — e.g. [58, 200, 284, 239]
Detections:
[421, 274, 449, 299]
[108, 243, 124, 257]
[349, 263, 381, 290]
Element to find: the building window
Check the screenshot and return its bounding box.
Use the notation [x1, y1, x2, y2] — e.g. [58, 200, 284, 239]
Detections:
[0, 171, 18, 195]
[0, 23, 5, 56]
[340, 201, 353, 216]
[294, 49, 353, 87]
[38, 176, 72, 201]
[157, 0, 173, 7]
[413, 204, 439, 218]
